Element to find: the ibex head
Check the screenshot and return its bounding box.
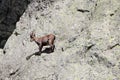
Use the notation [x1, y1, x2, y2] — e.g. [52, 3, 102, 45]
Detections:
[30, 30, 36, 42]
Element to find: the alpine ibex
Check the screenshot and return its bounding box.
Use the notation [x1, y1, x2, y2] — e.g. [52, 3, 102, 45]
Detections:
[30, 31, 56, 53]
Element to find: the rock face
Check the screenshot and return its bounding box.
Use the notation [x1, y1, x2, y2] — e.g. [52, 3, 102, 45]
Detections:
[0, 0, 120, 80]
[0, 0, 30, 48]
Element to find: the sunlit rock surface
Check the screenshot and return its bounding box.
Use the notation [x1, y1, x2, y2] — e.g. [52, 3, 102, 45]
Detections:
[0, 0, 120, 80]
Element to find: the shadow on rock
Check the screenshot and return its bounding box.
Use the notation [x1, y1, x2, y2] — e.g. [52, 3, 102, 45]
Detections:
[0, 0, 32, 48]
[26, 47, 53, 60]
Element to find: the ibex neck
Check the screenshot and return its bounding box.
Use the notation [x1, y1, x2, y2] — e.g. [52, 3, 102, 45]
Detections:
[34, 38, 40, 45]
[33, 37, 38, 42]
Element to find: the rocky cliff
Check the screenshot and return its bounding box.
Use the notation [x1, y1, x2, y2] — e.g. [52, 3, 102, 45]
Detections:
[0, 0, 120, 80]
[0, 0, 30, 48]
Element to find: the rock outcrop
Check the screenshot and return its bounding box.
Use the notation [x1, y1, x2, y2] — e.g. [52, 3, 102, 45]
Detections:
[0, 0, 120, 80]
[0, 0, 30, 48]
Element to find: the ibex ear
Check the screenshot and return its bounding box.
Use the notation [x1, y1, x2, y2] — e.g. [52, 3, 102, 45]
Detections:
[30, 30, 35, 37]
